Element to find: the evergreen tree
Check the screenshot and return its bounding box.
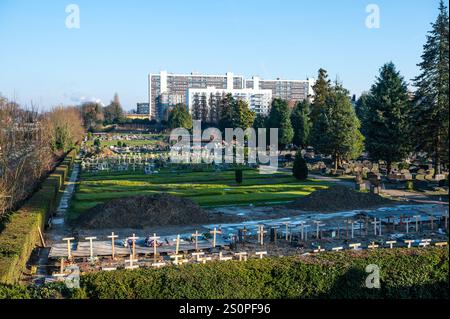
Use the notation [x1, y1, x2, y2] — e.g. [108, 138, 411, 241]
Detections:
[191, 95, 202, 121]
[292, 152, 308, 180]
[253, 114, 267, 129]
[412, 0, 449, 176]
[218, 95, 255, 130]
[355, 92, 371, 138]
[200, 95, 209, 123]
[235, 100, 256, 129]
[365, 62, 412, 173]
[267, 98, 294, 149]
[291, 100, 312, 149]
[103, 93, 124, 124]
[311, 68, 331, 122]
[168, 104, 193, 129]
[218, 93, 236, 131]
[310, 83, 364, 170]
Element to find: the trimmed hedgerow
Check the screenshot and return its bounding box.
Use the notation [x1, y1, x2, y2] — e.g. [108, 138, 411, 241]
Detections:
[1, 248, 447, 299]
[77, 247, 448, 299]
[0, 149, 77, 284]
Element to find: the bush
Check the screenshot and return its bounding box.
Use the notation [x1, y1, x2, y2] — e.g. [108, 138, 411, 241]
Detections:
[0, 248, 447, 299]
[93, 139, 101, 147]
[293, 153, 308, 180]
[235, 169, 243, 184]
[76, 248, 448, 299]
[405, 180, 414, 190]
[0, 149, 77, 284]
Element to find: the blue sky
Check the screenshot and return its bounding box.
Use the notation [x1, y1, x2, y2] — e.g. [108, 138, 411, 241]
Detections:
[0, 0, 441, 111]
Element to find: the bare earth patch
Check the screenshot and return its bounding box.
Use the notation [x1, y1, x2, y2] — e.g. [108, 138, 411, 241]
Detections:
[72, 193, 242, 229]
[289, 185, 401, 213]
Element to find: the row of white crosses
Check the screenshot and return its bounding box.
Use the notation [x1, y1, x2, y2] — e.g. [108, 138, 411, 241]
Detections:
[313, 238, 446, 254]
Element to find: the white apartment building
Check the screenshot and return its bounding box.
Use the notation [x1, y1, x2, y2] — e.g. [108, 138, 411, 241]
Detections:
[149, 70, 315, 120]
[187, 87, 273, 116]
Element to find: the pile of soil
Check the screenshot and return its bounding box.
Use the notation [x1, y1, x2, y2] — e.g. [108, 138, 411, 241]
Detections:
[290, 185, 397, 212]
[75, 194, 239, 229]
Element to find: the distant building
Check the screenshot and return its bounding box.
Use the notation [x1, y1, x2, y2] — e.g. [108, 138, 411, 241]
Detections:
[136, 103, 150, 115]
[187, 87, 272, 118]
[148, 71, 315, 120]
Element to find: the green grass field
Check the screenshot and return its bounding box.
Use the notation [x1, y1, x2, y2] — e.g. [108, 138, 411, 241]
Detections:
[68, 168, 331, 220]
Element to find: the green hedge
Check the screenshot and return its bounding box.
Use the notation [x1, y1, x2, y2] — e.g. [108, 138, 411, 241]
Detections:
[0, 149, 77, 284]
[77, 247, 448, 299]
[0, 248, 447, 299]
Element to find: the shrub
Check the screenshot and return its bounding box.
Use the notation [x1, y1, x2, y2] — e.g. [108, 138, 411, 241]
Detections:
[235, 169, 243, 184]
[76, 248, 448, 299]
[0, 149, 76, 284]
[405, 180, 414, 190]
[0, 248, 447, 299]
[93, 139, 101, 147]
[293, 153, 308, 180]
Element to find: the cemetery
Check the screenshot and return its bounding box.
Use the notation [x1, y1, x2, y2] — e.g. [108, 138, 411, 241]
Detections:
[1, 132, 448, 300]
[32, 136, 448, 286]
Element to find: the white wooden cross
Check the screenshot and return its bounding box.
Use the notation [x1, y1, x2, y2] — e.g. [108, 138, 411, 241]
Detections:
[257, 225, 267, 245]
[175, 234, 181, 255]
[255, 251, 267, 259]
[443, 211, 449, 230]
[107, 232, 118, 260]
[303, 224, 310, 241]
[152, 262, 166, 268]
[386, 240, 397, 249]
[199, 256, 212, 264]
[349, 243, 361, 250]
[62, 237, 75, 259]
[219, 252, 233, 261]
[283, 222, 290, 241]
[413, 215, 421, 232]
[192, 230, 201, 251]
[313, 246, 325, 253]
[235, 252, 248, 261]
[435, 242, 448, 247]
[53, 258, 66, 280]
[127, 233, 139, 259]
[419, 239, 431, 248]
[404, 240, 415, 248]
[210, 228, 222, 247]
[368, 241, 379, 249]
[150, 233, 160, 263]
[192, 251, 205, 262]
[313, 221, 325, 239]
[170, 254, 184, 265]
[429, 215, 435, 230]
[332, 247, 343, 252]
[299, 221, 306, 240]
[85, 236, 97, 262]
[371, 218, 381, 236]
[405, 217, 411, 234]
[125, 254, 139, 269]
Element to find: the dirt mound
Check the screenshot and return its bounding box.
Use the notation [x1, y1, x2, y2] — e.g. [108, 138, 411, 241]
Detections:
[290, 185, 397, 212]
[75, 194, 236, 229]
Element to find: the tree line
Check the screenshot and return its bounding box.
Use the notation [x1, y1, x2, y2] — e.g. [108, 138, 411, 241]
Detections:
[168, 1, 449, 176]
[0, 97, 84, 220]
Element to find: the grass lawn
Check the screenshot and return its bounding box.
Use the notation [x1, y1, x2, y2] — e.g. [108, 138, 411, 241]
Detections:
[68, 168, 331, 220]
